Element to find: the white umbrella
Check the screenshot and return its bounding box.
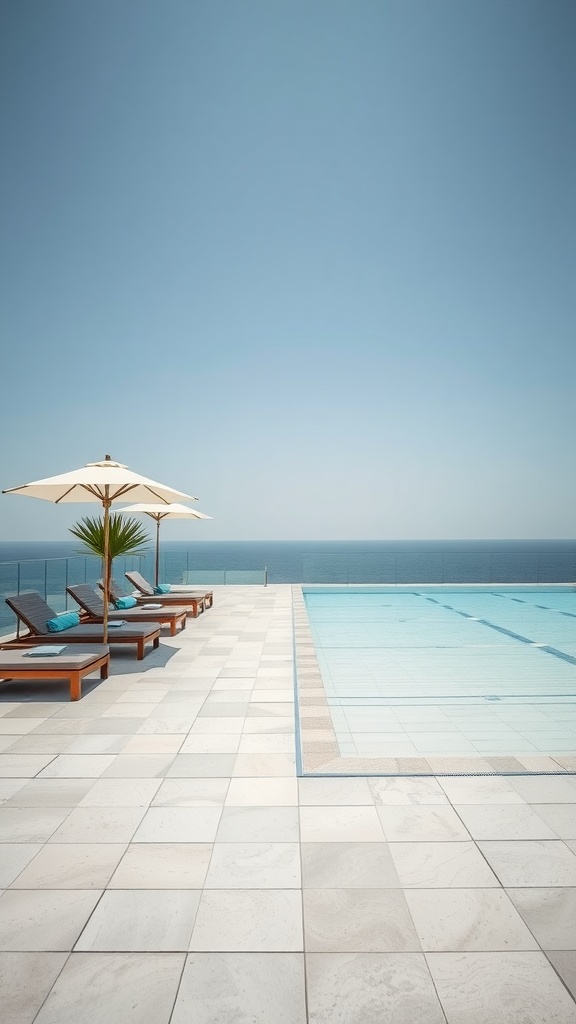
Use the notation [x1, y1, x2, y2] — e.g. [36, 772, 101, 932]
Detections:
[2, 456, 199, 641]
[117, 503, 212, 587]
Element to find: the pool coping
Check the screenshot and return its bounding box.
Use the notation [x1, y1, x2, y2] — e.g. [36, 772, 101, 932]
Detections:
[292, 585, 576, 777]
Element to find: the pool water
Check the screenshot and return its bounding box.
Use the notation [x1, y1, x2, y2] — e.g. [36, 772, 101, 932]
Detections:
[302, 587, 576, 760]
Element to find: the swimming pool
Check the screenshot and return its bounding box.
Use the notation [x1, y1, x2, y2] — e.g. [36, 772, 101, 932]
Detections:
[294, 586, 576, 776]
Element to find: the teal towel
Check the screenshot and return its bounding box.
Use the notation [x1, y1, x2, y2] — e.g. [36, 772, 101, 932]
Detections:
[114, 596, 137, 609]
[154, 584, 171, 594]
[46, 612, 80, 632]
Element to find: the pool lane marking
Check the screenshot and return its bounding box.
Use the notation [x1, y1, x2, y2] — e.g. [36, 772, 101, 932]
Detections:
[417, 593, 576, 668]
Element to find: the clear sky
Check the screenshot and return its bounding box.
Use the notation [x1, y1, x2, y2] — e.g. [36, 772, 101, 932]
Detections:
[1, 0, 574, 542]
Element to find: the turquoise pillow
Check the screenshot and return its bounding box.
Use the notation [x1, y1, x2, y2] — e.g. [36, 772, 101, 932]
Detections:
[114, 596, 137, 609]
[154, 584, 171, 594]
[46, 611, 80, 632]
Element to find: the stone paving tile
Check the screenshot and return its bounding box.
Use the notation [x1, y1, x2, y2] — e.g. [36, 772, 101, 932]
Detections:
[171, 952, 306, 1024]
[189, 889, 303, 951]
[0, 844, 43, 887]
[0, 889, 102, 950]
[298, 776, 373, 805]
[390, 838, 499, 888]
[152, 778, 229, 806]
[216, 806, 299, 842]
[132, 806, 222, 843]
[108, 842, 212, 888]
[506, 887, 576, 949]
[476, 840, 576, 887]
[47, 806, 146, 844]
[306, 952, 446, 1024]
[376, 805, 471, 842]
[303, 888, 420, 952]
[452, 803, 558, 840]
[369, 777, 449, 805]
[225, 777, 298, 805]
[5, 779, 97, 806]
[546, 950, 576, 999]
[427, 951, 576, 1023]
[75, 889, 201, 951]
[301, 842, 401, 889]
[0, 779, 28, 803]
[9, 843, 126, 890]
[165, 753, 237, 776]
[300, 806, 385, 843]
[405, 888, 538, 951]
[0, 952, 68, 1024]
[205, 842, 301, 888]
[0, 807, 71, 843]
[232, 753, 295, 776]
[530, 803, 576, 839]
[32, 952, 185, 1024]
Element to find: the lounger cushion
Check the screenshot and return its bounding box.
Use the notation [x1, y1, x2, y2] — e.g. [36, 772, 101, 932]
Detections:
[46, 611, 80, 632]
[114, 596, 138, 609]
[154, 584, 171, 594]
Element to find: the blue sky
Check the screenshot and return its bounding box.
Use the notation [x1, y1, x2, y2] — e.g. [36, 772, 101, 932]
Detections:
[1, 0, 574, 541]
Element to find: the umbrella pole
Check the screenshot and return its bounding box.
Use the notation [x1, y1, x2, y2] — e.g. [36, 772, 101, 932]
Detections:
[155, 518, 160, 588]
[102, 497, 111, 644]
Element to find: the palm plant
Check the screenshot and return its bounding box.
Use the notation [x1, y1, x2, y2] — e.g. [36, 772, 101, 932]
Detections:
[69, 513, 150, 594]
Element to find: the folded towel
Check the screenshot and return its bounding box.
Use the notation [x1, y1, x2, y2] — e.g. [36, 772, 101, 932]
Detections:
[142, 603, 162, 609]
[46, 612, 80, 632]
[154, 584, 171, 594]
[25, 645, 68, 656]
[114, 596, 137, 609]
[107, 620, 127, 628]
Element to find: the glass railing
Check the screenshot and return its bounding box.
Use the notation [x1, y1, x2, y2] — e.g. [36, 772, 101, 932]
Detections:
[300, 550, 576, 585]
[182, 570, 268, 586]
[0, 555, 268, 638]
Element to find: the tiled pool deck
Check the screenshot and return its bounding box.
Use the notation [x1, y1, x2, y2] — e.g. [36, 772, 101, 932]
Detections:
[0, 585, 575, 1023]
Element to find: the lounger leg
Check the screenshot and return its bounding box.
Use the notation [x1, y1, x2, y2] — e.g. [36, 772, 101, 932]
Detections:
[153, 636, 160, 649]
[170, 621, 177, 637]
[70, 672, 81, 701]
[100, 661, 109, 680]
[137, 639, 144, 660]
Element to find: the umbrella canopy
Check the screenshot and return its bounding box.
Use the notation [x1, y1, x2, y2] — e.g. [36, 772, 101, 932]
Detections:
[117, 502, 212, 587]
[3, 456, 199, 641]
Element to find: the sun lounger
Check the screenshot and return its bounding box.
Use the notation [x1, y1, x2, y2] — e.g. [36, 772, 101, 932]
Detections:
[5, 592, 161, 660]
[118, 577, 206, 614]
[67, 584, 188, 637]
[0, 643, 109, 700]
[105, 578, 205, 620]
[125, 570, 213, 608]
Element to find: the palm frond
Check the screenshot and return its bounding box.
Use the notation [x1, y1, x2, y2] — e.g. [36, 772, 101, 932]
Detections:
[69, 513, 150, 559]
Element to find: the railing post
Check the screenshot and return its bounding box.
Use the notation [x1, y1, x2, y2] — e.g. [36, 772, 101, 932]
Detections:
[16, 561, 21, 638]
[264, 566, 268, 587]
